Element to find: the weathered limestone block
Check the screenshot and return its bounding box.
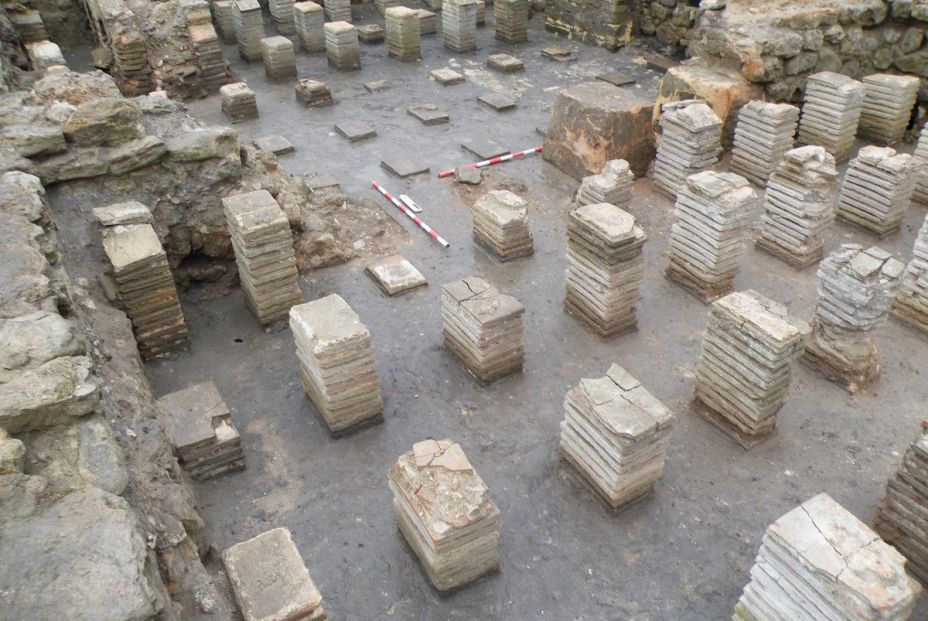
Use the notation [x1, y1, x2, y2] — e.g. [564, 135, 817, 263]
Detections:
[0, 356, 99, 433]
[654, 60, 763, 150]
[543, 81, 654, 179]
[0, 124, 66, 157]
[36, 135, 168, 184]
[544, 0, 633, 51]
[0, 483, 163, 620]
[0, 213, 55, 319]
[166, 127, 239, 162]
[0, 428, 25, 474]
[0, 310, 86, 382]
[63, 97, 145, 147]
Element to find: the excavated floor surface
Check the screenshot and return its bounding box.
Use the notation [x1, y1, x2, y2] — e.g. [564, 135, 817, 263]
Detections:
[55, 10, 928, 620]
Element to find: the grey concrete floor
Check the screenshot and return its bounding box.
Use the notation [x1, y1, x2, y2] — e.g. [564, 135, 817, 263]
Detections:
[135, 10, 928, 621]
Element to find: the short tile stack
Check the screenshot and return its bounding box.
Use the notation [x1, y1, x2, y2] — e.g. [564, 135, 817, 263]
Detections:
[158, 381, 245, 480]
[804, 244, 904, 391]
[324, 0, 351, 22]
[875, 424, 928, 585]
[494, 0, 527, 43]
[756, 146, 838, 268]
[694, 289, 807, 447]
[374, 0, 400, 14]
[666, 171, 757, 304]
[102, 223, 190, 359]
[222, 190, 304, 326]
[735, 493, 921, 621]
[111, 34, 153, 95]
[565, 203, 646, 338]
[797, 71, 864, 162]
[357, 24, 385, 43]
[9, 9, 47, 42]
[471, 190, 533, 261]
[324, 22, 361, 70]
[441, 276, 524, 383]
[295, 78, 334, 106]
[475, 0, 486, 25]
[268, 0, 296, 34]
[729, 100, 799, 187]
[232, 0, 264, 61]
[652, 100, 722, 199]
[388, 439, 501, 592]
[559, 363, 674, 513]
[913, 126, 928, 206]
[442, 0, 478, 52]
[386, 7, 421, 61]
[219, 82, 258, 123]
[836, 145, 916, 238]
[223, 528, 328, 621]
[289, 294, 384, 434]
[858, 73, 921, 146]
[892, 214, 928, 337]
[576, 159, 634, 208]
[416, 9, 437, 34]
[261, 36, 297, 80]
[294, 2, 325, 52]
[184, 2, 231, 91]
[212, 0, 237, 43]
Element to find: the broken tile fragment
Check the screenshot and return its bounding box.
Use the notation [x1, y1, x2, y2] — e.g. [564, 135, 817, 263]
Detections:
[364, 79, 389, 93]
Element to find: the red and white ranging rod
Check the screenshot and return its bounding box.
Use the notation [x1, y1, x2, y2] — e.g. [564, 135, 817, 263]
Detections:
[438, 145, 544, 178]
[371, 180, 450, 248]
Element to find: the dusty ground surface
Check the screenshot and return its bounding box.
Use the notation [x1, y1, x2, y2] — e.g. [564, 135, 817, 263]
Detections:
[56, 10, 928, 621]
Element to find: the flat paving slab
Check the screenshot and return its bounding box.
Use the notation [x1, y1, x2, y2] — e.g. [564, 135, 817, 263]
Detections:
[541, 45, 576, 62]
[303, 172, 340, 192]
[430, 67, 464, 85]
[486, 53, 524, 72]
[477, 92, 516, 111]
[365, 254, 428, 296]
[380, 154, 429, 177]
[364, 80, 390, 93]
[461, 137, 509, 160]
[335, 120, 377, 142]
[357, 23, 384, 43]
[407, 103, 449, 125]
[253, 135, 295, 155]
[596, 71, 635, 87]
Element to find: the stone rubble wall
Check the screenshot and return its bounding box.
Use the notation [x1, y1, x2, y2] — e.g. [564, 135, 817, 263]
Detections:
[685, 0, 928, 113]
[638, 0, 698, 53]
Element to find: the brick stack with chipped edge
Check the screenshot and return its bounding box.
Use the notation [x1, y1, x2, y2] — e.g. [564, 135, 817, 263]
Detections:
[875, 423, 928, 586]
[565, 203, 646, 338]
[559, 363, 673, 514]
[295, 79, 334, 106]
[913, 126, 928, 207]
[269, 0, 296, 35]
[893, 214, 928, 338]
[261, 36, 298, 81]
[101, 221, 189, 360]
[222, 190, 304, 326]
[797, 71, 864, 162]
[576, 159, 633, 208]
[666, 171, 756, 304]
[157, 381, 245, 480]
[386, 7, 422, 61]
[324, 0, 351, 21]
[735, 493, 921, 621]
[388, 439, 501, 593]
[213, 0, 237, 44]
[494, 0, 528, 43]
[804, 244, 904, 390]
[294, 2, 325, 52]
[471, 189, 533, 262]
[325, 21, 361, 70]
[232, 0, 264, 61]
[756, 145, 838, 268]
[652, 100, 722, 199]
[441, 276, 524, 383]
[858, 74, 920, 146]
[222, 528, 328, 621]
[289, 294, 384, 435]
[836, 145, 916, 238]
[221, 81, 258, 121]
[729, 100, 799, 187]
[442, 0, 478, 52]
[694, 289, 807, 447]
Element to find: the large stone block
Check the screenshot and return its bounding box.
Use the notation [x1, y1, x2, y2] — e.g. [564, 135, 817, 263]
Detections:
[544, 0, 633, 51]
[654, 60, 764, 150]
[63, 97, 145, 147]
[543, 81, 655, 179]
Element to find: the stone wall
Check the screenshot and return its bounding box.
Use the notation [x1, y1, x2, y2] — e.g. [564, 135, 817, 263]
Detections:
[544, 0, 636, 51]
[638, 0, 698, 53]
[686, 0, 928, 113]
